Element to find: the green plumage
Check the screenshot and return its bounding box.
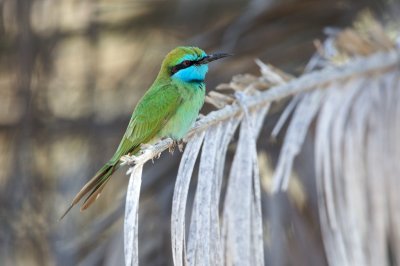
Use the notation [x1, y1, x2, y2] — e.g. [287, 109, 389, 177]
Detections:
[60, 46, 229, 219]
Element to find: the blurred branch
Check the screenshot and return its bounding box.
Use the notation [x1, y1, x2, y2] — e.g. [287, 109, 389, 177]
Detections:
[221, 0, 276, 50]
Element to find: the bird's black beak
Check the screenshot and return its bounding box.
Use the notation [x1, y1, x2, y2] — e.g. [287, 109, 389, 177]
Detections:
[197, 53, 232, 64]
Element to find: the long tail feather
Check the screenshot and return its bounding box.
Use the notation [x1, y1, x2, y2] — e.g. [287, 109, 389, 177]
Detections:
[59, 141, 141, 220]
[81, 166, 115, 211]
[59, 163, 117, 220]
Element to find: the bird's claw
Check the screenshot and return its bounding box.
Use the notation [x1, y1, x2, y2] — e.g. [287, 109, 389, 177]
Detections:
[169, 143, 175, 154]
[178, 141, 184, 152]
[120, 154, 137, 166]
[169, 140, 185, 154]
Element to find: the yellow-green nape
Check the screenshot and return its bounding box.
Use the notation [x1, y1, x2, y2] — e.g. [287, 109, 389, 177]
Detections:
[162, 46, 207, 67]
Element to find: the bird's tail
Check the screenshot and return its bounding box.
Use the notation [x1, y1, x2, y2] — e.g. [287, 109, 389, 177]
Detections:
[59, 160, 118, 220]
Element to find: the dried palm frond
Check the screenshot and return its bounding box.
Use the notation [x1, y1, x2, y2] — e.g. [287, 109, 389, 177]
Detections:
[123, 16, 400, 266]
[273, 15, 400, 266]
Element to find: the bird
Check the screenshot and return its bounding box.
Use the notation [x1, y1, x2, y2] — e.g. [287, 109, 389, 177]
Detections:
[60, 46, 230, 219]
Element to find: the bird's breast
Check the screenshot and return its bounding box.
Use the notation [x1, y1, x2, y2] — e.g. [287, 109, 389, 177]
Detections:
[158, 85, 205, 140]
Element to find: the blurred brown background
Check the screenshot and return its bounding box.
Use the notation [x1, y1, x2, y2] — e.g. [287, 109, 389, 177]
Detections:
[0, 0, 394, 265]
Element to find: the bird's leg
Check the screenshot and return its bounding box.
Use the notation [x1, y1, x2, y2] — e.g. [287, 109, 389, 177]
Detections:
[120, 154, 137, 166]
[169, 139, 185, 154]
[169, 140, 176, 154]
[177, 140, 184, 152]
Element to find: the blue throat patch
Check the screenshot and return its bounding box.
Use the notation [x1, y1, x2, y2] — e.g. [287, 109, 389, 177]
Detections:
[172, 52, 208, 83]
[172, 64, 208, 83]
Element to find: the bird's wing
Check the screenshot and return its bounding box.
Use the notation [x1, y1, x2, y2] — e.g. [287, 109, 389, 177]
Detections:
[59, 83, 183, 218]
[110, 83, 182, 162]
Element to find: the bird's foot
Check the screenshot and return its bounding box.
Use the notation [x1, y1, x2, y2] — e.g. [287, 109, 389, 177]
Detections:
[120, 154, 137, 166]
[169, 140, 185, 154]
[169, 142, 175, 154]
[177, 140, 184, 152]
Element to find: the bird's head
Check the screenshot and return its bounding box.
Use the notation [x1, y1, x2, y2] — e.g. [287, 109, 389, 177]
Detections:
[159, 46, 230, 83]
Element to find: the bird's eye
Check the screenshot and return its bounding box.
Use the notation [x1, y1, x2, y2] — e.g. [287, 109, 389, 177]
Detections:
[171, 60, 192, 75]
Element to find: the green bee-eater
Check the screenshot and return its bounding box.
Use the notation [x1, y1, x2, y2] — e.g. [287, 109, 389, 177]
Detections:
[60, 46, 230, 219]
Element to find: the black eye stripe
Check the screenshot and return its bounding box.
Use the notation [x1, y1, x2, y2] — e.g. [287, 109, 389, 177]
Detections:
[171, 60, 195, 75]
[170, 55, 207, 75]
